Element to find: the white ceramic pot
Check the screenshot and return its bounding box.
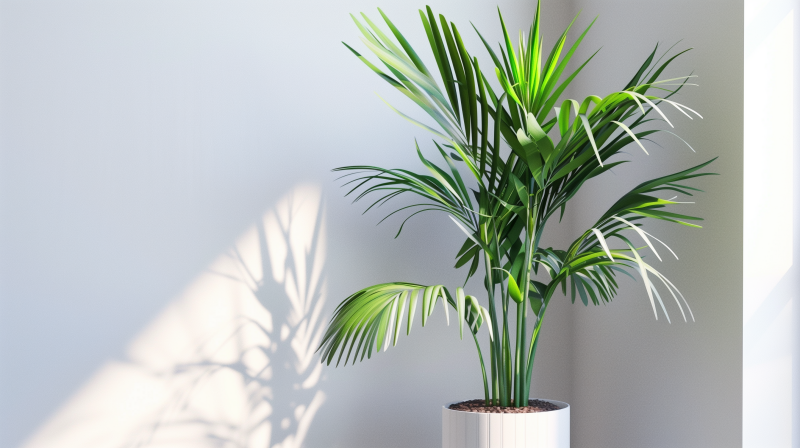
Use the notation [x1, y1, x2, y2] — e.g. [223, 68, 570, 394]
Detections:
[442, 399, 570, 448]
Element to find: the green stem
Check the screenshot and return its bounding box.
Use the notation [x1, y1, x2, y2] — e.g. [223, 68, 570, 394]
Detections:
[471, 330, 490, 405]
[504, 324, 512, 401]
[525, 304, 547, 397]
[490, 220, 512, 407]
[525, 287, 553, 398]
[515, 189, 539, 406]
[515, 298, 525, 406]
[481, 223, 506, 406]
[490, 338, 498, 405]
[501, 266, 512, 401]
[524, 324, 533, 403]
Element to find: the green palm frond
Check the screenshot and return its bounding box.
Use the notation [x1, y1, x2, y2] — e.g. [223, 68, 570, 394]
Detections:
[484, 4, 599, 125]
[595, 157, 718, 229]
[544, 160, 715, 321]
[335, 140, 477, 237]
[318, 283, 490, 366]
[346, 7, 500, 178]
[537, 240, 690, 323]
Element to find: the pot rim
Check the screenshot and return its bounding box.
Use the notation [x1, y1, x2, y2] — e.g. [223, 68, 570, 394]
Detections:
[442, 398, 569, 414]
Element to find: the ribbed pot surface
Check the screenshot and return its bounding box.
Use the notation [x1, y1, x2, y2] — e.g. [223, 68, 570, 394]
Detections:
[442, 399, 569, 448]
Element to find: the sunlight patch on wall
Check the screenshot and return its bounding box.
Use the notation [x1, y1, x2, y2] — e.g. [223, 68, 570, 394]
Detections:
[744, 7, 793, 322]
[19, 184, 328, 448]
[743, 1, 795, 446]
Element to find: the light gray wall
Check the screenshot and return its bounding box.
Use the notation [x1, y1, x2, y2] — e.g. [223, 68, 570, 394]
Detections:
[564, 1, 743, 447]
[0, 0, 743, 448]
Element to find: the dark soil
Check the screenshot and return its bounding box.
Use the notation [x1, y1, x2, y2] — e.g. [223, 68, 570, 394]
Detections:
[448, 399, 560, 414]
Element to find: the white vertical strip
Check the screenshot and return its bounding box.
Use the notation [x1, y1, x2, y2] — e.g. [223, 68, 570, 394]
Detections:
[744, 1, 797, 447]
[451, 409, 459, 448]
[537, 413, 548, 448]
[525, 413, 538, 448]
[489, 413, 503, 447]
[515, 414, 526, 447]
[443, 407, 450, 448]
[502, 412, 516, 448]
[556, 406, 570, 447]
[466, 413, 478, 448]
[550, 411, 562, 447]
[477, 413, 489, 448]
[456, 412, 467, 448]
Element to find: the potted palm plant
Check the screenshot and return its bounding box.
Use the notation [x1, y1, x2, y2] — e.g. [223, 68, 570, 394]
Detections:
[318, 2, 715, 447]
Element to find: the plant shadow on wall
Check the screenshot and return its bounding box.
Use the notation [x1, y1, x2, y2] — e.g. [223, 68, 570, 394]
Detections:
[20, 184, 328, 448]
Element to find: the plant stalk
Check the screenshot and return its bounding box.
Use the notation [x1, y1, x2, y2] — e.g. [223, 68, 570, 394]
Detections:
[471, 330, 490, 405]
[525, 300, 549, 396]
[482, 222, 507, 406]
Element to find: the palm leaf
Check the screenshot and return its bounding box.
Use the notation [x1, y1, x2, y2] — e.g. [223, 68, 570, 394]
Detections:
[318, 283, 489, 366]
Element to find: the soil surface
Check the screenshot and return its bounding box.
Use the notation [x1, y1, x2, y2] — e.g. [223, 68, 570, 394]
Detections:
[448, 399, 560, 414]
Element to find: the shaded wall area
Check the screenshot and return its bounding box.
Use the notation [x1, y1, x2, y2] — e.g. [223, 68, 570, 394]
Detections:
[565, 1, 744, 447]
